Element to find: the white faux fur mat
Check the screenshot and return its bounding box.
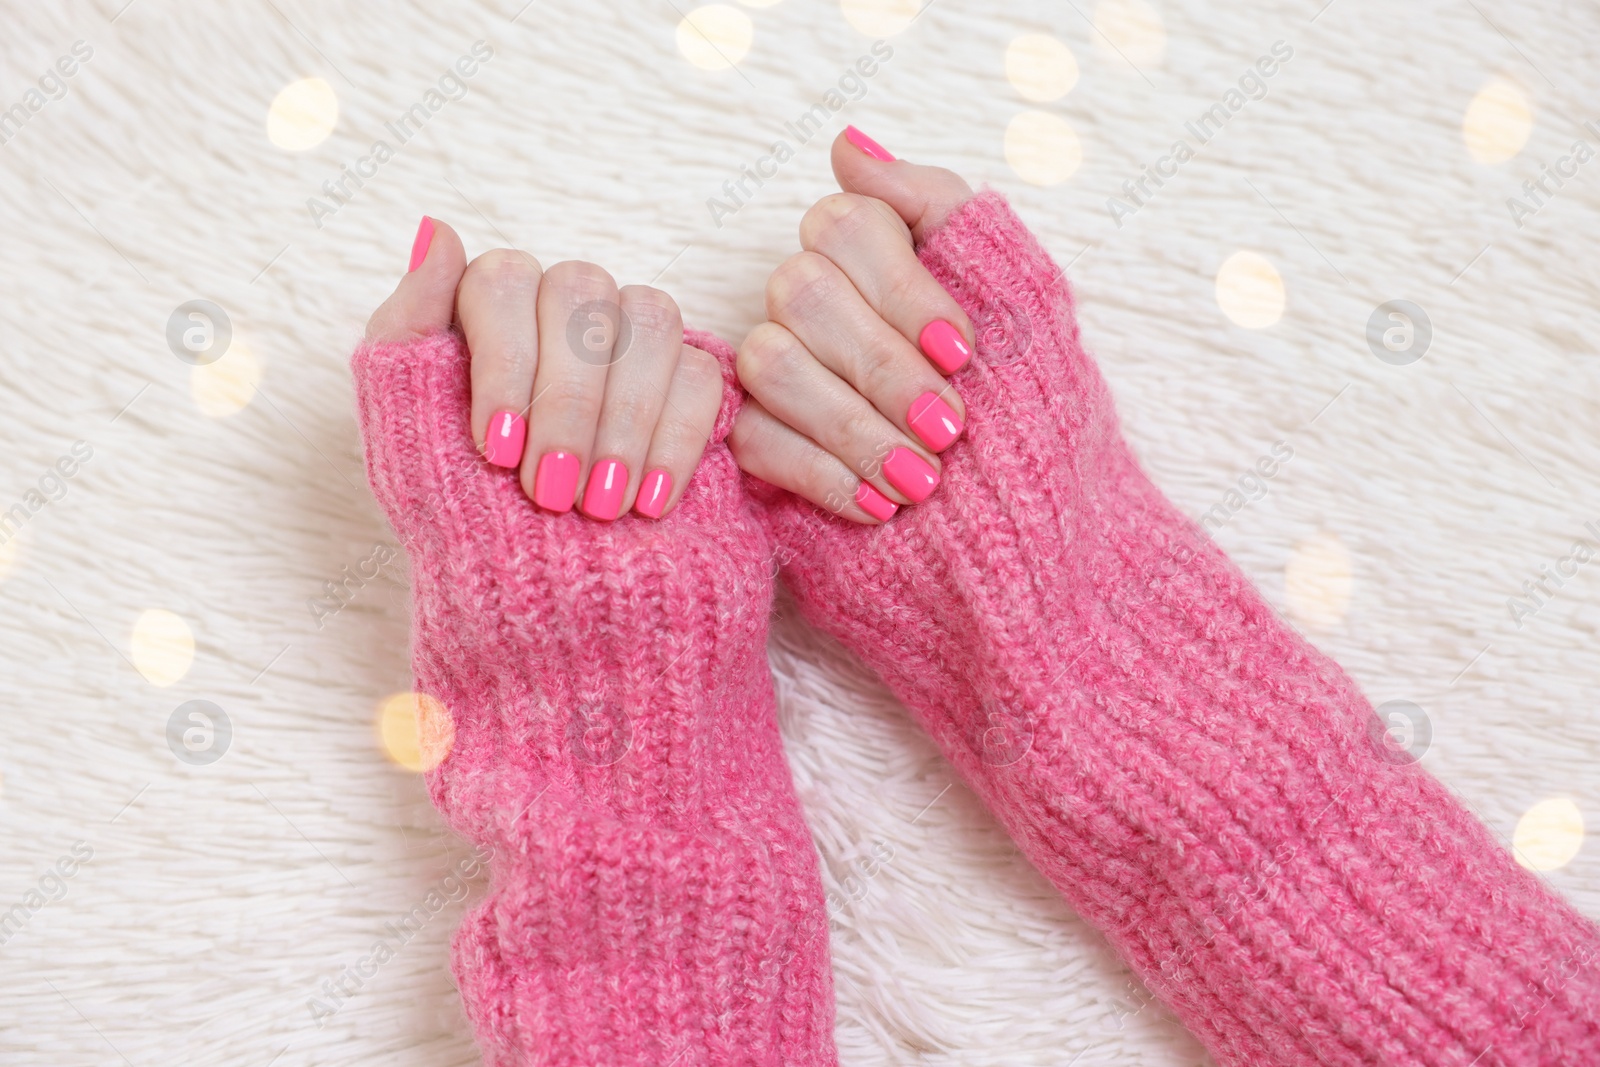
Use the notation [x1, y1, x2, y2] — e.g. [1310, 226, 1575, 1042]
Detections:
[1, 0, 1597, 1064]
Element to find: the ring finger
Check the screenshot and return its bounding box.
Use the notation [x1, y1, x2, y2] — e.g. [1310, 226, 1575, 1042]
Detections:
[579, 285, 683, 520]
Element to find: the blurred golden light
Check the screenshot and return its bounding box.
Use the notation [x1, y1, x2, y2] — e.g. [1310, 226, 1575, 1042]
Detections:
[1463, 76, 1532, 165]
[1006, 34, 1078, 102]
[1285, 531, 1353, 629]
[191, 340, 262, 418]
[1513, 797, 1584, 871]
[840, 0, 921, 37]
[131, 609, 195, 687]
[378, 691, 455, 772]
[676, 6, 754, 70]
[1094, 0, 1166, 69]
[1005, 111, 1082, 186]
[1215, 250, 1286, 329]
[267, 77, 338, 151]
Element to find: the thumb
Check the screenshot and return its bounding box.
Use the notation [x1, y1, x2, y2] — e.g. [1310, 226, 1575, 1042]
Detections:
[364, 216, 468, 342]
[830, 127, 974, 244]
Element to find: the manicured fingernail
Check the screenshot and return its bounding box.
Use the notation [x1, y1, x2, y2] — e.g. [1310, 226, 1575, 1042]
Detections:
[908, 391, 964, 452]
[635, 469, 673, 519]
[581, 459, 629, 521]
[882, 447, 939, 503]
[844, 125, 895, 162]
[484, 410, 526, 468]
[919, 319, 972, 374]
[408, 216, 435, 272]
[533, 451, 580, 512]
[855, 481, 898, 522]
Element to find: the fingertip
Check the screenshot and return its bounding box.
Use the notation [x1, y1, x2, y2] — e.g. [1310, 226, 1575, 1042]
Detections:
[364, 217, 468, 342]
[633, 468, 674, 519]
[843, 125, 895, 162]
[853, 480, 898, 523]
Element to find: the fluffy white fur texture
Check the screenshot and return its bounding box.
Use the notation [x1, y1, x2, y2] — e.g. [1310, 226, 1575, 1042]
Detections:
[1, 1, 1596, 1064]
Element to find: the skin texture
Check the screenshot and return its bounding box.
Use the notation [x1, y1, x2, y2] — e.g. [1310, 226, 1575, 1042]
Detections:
[729, 129, 980, 523]
[365, 218, 722, 520]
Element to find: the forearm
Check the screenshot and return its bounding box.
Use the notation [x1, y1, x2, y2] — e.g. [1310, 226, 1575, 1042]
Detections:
[763, 191, 1600, 1067]
[353, 329, 836, 1067]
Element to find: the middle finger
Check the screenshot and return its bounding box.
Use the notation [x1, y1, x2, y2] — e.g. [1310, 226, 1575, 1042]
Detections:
[525, 260, 620, 512]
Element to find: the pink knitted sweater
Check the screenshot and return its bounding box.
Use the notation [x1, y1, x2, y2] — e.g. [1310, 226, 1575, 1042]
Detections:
[351, 330, 836, 1066]
[352, 194, 1600, 1067]
[751, 192, 1600, 1066]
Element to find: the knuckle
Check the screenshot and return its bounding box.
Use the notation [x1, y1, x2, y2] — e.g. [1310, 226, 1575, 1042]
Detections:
[462, 248, 540, 295]
[882, 267, 928, 312]
[677, 347, 726, 413]
[736, 323, 798, 392]
[800, 193, 880, 248]
[602, 391, 657, 438]
[927, 165, 968, 191]
[677, 344, 721, 387]
[837, 408, 891, 466]
[546, 259, 617, 298]
[765, 252, 836, 319]
[619, 285, 682, 338]
[538, 375, 603, 421]
[851, 343, 904, 402]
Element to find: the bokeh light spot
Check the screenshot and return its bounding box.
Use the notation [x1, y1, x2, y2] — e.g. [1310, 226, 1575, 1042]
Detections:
[1005, 111, 1082, 186]
[1285, 532, 1352, 629]
[131, 609, 195, 687]
[378, 692, 455, 772]
[676, 5, 754, 70]
[1006, 34, 1078, 102]
[840, 0, 922, 37]
[1463, 76, 1532, 165]
[1093, 0, 1166, 69]
[1215, 250, 1286, 329]
[1513, 797, 1584, 871]
[0, 529, 23, 587]
[191, 340, 262, 418]
[267, 77, 338, 152]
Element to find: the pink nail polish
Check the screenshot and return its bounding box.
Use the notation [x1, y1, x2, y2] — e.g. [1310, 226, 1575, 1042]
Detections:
[581, 459, 629, 521]
[484, 410, 527, 468]
[408, 216, 435, 272]
[919, 319, 972, 374]
[635, 469, 673, 519]
[844, 125, 895, 162]
[907, 391, 964, 452]
[533, 451, 580, 512]
[882, 447, 939, 503]
[855, 481, 898, 522]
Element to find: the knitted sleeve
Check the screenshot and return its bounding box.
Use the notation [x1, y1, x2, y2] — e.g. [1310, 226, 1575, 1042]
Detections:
[350, 328, 836, 1067]
[751, 191, 1600, 1067]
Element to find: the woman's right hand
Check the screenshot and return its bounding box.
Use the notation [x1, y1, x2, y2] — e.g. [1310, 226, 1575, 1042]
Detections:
[364, 217, 723, 521]
[728, 127, 979, 524]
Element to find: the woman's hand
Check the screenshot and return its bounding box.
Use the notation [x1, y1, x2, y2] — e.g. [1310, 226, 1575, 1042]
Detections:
[728, 126, 978, 523]
[364, 218, 723, 520]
